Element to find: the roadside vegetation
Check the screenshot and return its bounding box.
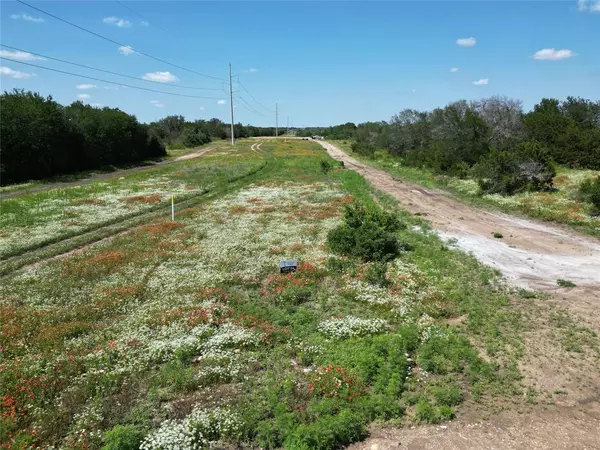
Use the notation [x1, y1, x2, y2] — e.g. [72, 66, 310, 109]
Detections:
[3, 139, 598, 449]
[299, 96, 600, 237]
[0, 90, 278, 186]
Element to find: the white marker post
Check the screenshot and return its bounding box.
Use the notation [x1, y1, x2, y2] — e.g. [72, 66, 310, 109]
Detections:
[171, 194, 175, 221]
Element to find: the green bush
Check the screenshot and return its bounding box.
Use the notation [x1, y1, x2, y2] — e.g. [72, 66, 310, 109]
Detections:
[102, 424, 143, 450]
[320, 159, 332, 174]
[579, 177, 600, 215]
[283, 410, 367, 450]
[432, 385, 462, 406]
[476, 141, 555, 195]
[327, 202, 409, 262]
[414, 400, 440, 424]
[364, 262, 388, 287]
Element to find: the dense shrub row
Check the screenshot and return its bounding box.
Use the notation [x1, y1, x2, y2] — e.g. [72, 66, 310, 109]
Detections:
[299, 96, 600, 195]
[0, 90, 281, 185]
[148, 114, 279, 149]
[0, 90, 166, 185]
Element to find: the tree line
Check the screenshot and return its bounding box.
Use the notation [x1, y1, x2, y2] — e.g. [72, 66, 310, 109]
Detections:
[1, 90, 165, 185]
[0, 90, 279, 185]
[298, 96, 600, 195]
[148, 115, 279, 149]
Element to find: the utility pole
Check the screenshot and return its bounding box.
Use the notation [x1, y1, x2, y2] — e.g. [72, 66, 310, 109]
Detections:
[285, 116, 289, 141]
[229, 63, 234, 145]
[275, 103, 278, 137]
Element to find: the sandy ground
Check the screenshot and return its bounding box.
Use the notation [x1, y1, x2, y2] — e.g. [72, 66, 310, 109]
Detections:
[0, 145, 217, 200]
[318, 140, 600, 450]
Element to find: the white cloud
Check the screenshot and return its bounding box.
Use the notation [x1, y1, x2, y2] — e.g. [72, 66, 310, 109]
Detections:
[0, 66, 35, 79]
[76, 84, 97, 90]
[90, 103, 104, 108]
[199, 106, 205, 110]
[450, 67, 459, 73]
[533, 48, 576, 60]
[217, 99, 226, 105]
[150, 100, 165, 108]
[11, 13, 44, 23]
[0, 50, 45, 61]
[578, 0, 600, 12]
[245, 68, 258, 73]
[141, 20, 150, 26]
[104, 86, 119, 90]
[142, 71, 179, 83]
[411, 89, 416, 93]
[103, 16, 131, 28]
[456, 37, 476, 47]
[473, 78, 489, 86]
[118, 46, 135, 56]
[78, 94, 91, 100]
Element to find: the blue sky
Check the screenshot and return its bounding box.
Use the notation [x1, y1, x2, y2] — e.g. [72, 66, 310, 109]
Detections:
[1, 1, 599, 126]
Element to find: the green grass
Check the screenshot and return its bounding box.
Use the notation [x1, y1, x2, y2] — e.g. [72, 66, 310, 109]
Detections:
[1, 139, 595, 450]
[331, 140, 600, 239]
[0, 140, 265, 260]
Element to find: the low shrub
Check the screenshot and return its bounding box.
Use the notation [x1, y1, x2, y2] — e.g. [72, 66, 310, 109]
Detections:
[283, 410, 368, 450]
[102, 424, 143, 450]
[432, 385, 462, 407]
[477, 141, 555, 195]
[320, 159, 332, 174]
[579, 177, 600, 215]
[364, 262, 388, 287]
[327, 202, 408, 262]
[557, 279, 576, 288]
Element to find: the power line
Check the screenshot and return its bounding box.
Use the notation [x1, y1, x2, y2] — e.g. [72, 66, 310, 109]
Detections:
[236, 76, 274, 112]
[114, 1, 171, 34]
[235, 96, 266, 117]
[0, 58, 223, 100]
[16, 0, 227, 83]
[0, 45, 222, 91]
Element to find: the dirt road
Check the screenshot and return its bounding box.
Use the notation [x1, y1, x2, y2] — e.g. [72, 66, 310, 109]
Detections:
[318, 140, 600, 450]
[319, 141, 600, 293]
[0, 145, 217, 200]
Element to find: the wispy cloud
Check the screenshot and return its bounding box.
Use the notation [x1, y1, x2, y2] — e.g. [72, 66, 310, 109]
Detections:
[473, 78, 489, 86]
[103, 16, 131, 28]
[217, 99, 226, 105]
[119, 46, 135, 56]
[76, 84, 97, 90]
[104, 86, 119, 90]
[11, 13, 44, 23]
[578, 0, 600, 12]
[456, 37, 476, 47]
[0, 50, 45, 61]
[90, 103, 104, 108]
[533, 48, 576, 60]
[150, 100, 165, 108]
[141, 20, 150, 27]
[245, 68, 258, 73]
[78, 94, 91, 100]
[142, 71, 178, 83]
[0, 66, 35, 79]
[450, 67, 459, 73]
[199, 106, 205, 110]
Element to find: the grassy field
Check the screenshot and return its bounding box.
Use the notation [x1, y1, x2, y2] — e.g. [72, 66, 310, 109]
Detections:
[1, 139, 598, 449]
[0, 142, 224, 196]
[0, 141, 262, 260]
[331, 140, 600, 238]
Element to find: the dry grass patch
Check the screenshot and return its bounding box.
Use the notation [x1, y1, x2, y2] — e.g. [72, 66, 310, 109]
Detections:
[123, 194, 162, 204]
